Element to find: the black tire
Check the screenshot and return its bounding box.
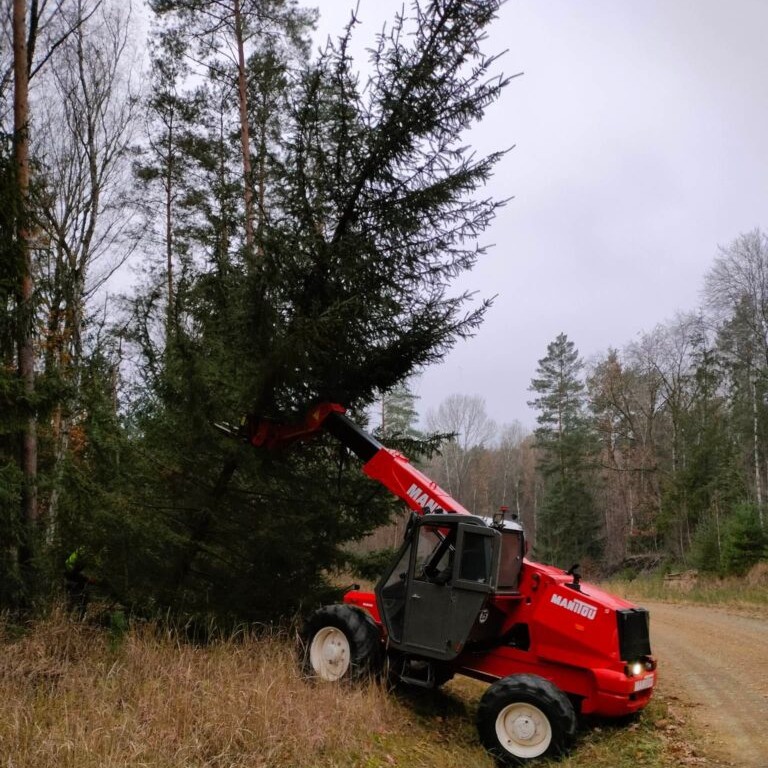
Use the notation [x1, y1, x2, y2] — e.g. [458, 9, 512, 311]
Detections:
[476, 674, 577, 765]
[300, 604, 381, 682]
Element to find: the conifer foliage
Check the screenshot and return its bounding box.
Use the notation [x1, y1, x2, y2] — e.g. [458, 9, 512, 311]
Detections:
[528, 334, 600, 568]
[0, 0, 510, 618]
[114, 0, 510, 620]
[247, 0, 509, 415]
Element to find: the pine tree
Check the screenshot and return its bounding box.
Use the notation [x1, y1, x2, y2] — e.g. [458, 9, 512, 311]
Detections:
[721, 503, 768, 574]
[660, 335, 744, 565]
[149, 0, 317, 259]
[380, 381, 421, 440]
[135, 30, 206, 335]
[12, 0, 39, 599]
[0, 135, 26, 606]
[528, 333, 600, 568]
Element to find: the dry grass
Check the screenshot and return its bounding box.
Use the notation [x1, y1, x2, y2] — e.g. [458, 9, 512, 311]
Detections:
[0, 609, 692, 768]
[603, 564, 768, 615]
[0, 610, 398, 768]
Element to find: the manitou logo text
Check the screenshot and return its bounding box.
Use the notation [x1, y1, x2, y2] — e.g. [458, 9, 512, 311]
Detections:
[550, 594, 597, 620]
[406, 483, 441, 512]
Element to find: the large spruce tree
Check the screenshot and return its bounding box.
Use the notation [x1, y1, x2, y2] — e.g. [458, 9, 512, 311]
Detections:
[116, 0, 510, 621]
[246, 0, 509, 416]
[528, 333, 600, 569]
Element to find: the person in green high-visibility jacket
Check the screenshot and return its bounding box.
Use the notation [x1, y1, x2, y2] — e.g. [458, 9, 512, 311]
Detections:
[65, 548, 91, 618]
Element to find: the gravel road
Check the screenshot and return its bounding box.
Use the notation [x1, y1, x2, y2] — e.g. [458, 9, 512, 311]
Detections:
[643, 600, 768, 767]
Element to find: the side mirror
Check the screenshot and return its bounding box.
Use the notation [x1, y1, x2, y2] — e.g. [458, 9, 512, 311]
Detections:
[566, 563, 582, 592]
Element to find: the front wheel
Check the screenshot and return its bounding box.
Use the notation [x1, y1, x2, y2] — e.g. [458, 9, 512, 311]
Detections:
[301, 604, 381, 682]
[476, 674, 576, 765]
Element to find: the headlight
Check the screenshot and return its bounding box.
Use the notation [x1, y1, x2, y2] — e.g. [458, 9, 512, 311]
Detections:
[625, 661, 644, 677]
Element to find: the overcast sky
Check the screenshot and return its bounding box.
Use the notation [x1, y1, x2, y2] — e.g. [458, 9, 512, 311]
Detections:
[313, 0, 768, 430]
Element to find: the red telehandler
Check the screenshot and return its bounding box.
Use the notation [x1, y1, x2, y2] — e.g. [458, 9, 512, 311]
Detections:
[242, 402, 656, 765]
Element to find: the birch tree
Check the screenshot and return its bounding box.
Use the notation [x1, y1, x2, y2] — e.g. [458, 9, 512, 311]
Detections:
[426, 394, 496, 502]
[35, 0, 140, 536]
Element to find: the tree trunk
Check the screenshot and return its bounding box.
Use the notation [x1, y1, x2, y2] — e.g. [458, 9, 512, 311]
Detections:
[13, 0, 39, 540]
[751, 374, 763, 521]
[166, 121, 174, 333]
[234, 0, 255, 258]
[256, 98, 267, 259]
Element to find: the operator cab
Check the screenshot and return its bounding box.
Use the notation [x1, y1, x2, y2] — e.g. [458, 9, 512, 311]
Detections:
[375, 514, 524, 660]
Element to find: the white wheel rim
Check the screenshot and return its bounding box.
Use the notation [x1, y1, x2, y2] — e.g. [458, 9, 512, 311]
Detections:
[309, 627, 351, 681]
[495, 702, 553, 759]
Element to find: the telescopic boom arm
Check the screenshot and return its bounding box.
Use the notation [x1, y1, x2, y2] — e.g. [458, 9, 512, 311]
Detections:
[245, 402, 472, 517]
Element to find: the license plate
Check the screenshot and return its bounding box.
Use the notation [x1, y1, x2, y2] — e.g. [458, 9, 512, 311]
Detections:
[633, 674, 655, 692]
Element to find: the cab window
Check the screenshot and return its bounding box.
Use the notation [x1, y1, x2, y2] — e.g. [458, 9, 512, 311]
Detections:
[413, 524, 456, 584]
[497, 530, 523, 591]
[458, 530, 493, 583]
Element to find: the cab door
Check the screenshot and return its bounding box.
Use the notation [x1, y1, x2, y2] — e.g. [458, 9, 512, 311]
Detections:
[400, 519, 499, 660]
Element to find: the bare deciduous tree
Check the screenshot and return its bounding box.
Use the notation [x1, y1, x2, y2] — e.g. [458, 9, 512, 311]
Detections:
[704, 229, 768, 526]
[426, 393, 496, 503]
[589, 347, 662, 564]
[493, 420, 526, 514]
[33, 0, 141, 534]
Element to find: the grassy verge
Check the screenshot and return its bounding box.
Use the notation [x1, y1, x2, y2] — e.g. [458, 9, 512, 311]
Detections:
[602, 570, 768, 614]
[0, 610, 693, 768]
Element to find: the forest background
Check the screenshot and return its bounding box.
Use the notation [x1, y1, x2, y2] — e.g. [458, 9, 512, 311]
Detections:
[2, 0, 766, 623]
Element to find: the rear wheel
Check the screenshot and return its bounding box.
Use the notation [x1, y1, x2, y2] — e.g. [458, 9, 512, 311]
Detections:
[301, 604, 381, 682]
[477, 674, 576, 765]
